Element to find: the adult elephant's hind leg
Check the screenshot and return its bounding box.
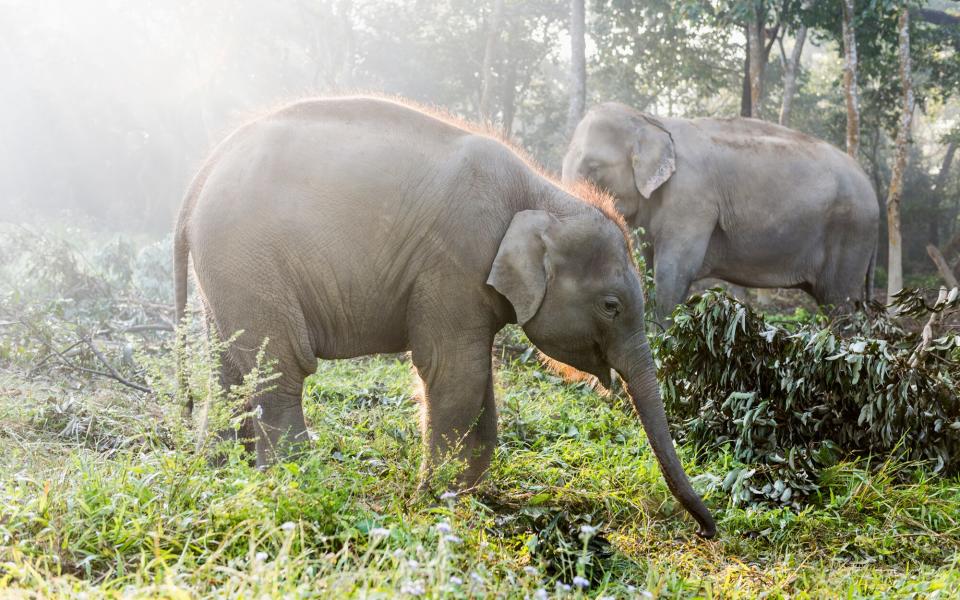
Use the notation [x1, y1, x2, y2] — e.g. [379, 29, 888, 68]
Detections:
[411, 327, 497, 491]
[813, 246, 871, 314]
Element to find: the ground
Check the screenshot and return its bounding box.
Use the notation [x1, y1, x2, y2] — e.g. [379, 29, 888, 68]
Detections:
[2, 330, 959, 599]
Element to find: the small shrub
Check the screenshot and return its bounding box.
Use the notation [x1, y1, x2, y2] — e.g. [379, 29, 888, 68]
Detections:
[656, 288, 960, 507]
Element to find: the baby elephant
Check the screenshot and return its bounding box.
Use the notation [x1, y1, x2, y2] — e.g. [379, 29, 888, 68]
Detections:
[174, 96, 715, 537]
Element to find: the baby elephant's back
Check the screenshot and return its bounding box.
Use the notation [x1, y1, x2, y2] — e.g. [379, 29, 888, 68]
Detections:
[184, 98, 484, 357]
[192, 99, 465, 249]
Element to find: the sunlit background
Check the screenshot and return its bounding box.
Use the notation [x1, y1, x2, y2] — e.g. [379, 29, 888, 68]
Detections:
[1, 0, 957, 281]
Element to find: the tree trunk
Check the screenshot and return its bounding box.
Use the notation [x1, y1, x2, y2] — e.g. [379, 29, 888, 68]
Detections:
[778, 26, 806, 127]
[336, 0, 355, 88]
[886, 6, 913, 307]
[841, 0, 861, 158]
[746, 4, 765, 119]
[867, 123, 886, 199]
[500, 25, 519, 138]
[741, 26, 752, 117]
[930, 135, 956, 251]
[934, 140, 957, 192]
[565, 0, 587, 136]
[479, 0, 505, 121]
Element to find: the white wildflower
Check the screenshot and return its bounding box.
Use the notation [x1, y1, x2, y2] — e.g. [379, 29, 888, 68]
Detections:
[400, 580, 425, 596]
[440, 491, 458, 500]
[450, 576, 463, 586]
[533, 589, 549, 600]
[523, 565, 538, 576]
[572, 576, 589, 589]
[370, 527, 391, 538]
[280, 521, 296, 532]
[579, 524, 597, 536]
[443, 534, 462, 544]
[255, 551, 268, 562]
[435, 521, 453, 534]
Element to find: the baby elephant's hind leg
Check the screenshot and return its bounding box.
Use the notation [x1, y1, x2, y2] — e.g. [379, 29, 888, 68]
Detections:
[218, 326, 313, 468]
[214, 356, 256, 456]
[252, 385, 309, 468]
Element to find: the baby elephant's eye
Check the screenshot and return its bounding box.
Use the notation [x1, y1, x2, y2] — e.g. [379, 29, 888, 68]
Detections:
[602, 296, 622, 316]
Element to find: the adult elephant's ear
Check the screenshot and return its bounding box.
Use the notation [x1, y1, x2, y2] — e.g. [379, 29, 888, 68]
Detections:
[487, 210, 555, 326]
[632, 115, 676, 199]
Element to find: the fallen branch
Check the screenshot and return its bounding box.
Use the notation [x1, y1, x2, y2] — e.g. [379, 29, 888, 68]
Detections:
[27, 339, 84, 377]
[16, 317, 153, 394]
[120, 323, 174, 334]
[910, 286, 951, 367]
[927, 244, 959, 289]
[80, 336, 152, 394]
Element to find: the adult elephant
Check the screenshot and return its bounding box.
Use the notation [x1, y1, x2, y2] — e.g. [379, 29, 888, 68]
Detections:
[562, 102, 879, 321]
[174, 96, 715, 537]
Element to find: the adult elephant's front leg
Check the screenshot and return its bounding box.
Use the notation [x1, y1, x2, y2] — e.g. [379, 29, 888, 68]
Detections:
[653, 234, 711, 323]
[411, 332, 497, 490]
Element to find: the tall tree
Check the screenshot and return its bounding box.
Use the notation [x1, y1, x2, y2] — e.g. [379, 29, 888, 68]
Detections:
[741, 1, 781, 119]
[746, 4, 766, 118]
[566, 0, 587, 135]
[777, 24, 806, 126]
[840, 0, 860, 158]
[886, 4, 913, 305]
[741, 27, 753, 117]
[479, 0, 505, 121]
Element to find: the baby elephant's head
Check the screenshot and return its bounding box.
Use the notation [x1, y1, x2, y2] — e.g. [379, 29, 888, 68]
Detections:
[487, 207, 715, 538]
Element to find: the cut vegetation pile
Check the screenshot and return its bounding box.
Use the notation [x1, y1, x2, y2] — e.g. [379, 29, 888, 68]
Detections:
[658, 288, 960, 506]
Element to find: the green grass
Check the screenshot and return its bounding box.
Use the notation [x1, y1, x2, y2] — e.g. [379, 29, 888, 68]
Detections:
[3, 342, 960, 598]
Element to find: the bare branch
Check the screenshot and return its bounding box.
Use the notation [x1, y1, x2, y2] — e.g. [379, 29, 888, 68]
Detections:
[910, 287, 955, 368]
[80, 336, 153, 394]
[915, 8, 960, 27]
[15, 317, 152, 394]
[928, 244, 960, 289]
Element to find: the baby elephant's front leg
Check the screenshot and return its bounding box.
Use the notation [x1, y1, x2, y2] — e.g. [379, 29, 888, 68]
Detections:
[412, 337, 498, 490]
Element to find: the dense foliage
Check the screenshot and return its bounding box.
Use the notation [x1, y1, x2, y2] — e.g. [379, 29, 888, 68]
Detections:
[658, 288, 960, 507]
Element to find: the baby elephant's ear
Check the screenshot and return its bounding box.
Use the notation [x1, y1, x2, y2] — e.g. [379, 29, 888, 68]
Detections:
[487, 210, 555, 326]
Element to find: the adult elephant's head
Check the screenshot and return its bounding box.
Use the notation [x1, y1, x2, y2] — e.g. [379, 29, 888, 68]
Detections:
[486, 207, 715, 538]
[561, 103, 676, 224]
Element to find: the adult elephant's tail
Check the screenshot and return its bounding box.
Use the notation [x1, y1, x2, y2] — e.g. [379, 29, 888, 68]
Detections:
[865, 243, 877, 303]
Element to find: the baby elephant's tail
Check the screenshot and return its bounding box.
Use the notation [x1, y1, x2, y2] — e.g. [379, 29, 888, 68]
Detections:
[173, 218, 192, 416]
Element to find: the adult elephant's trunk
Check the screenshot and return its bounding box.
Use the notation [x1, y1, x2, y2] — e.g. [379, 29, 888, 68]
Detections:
[614, 339, 716, 538]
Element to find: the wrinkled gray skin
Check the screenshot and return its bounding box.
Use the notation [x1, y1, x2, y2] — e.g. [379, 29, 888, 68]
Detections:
[174, 97, 716, 538]
[562, 102, 879, 321]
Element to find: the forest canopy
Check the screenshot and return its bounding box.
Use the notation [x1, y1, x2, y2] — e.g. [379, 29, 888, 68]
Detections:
[2, 0, 958, 288]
